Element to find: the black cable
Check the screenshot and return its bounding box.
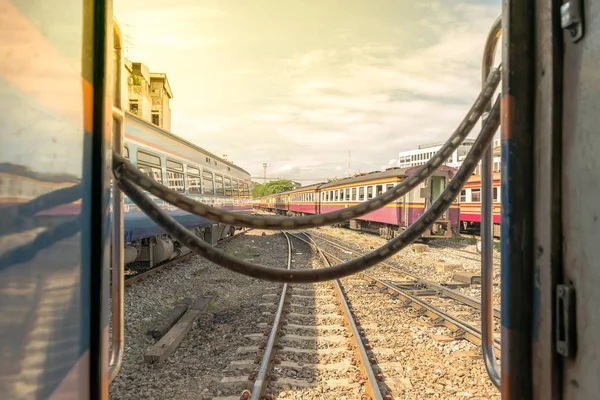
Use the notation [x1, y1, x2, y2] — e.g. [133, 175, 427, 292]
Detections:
[117, 95, 501, 283]
[113, 68, 501, 231]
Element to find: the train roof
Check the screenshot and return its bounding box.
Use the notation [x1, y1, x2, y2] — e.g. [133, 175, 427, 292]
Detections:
[125, 111, 251, 177]
[320, 165, 457, 189]
[467, 172, 502, 182]
[282, 183, 324, 194]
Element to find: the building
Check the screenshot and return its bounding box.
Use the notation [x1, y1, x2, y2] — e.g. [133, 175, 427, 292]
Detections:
[397, 138, 501, 174]
[124, 59, 173, 131]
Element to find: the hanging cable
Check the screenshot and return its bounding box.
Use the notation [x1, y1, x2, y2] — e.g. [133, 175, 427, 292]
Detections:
[117, 95, 500, 283]
[113, 68, 501, 231]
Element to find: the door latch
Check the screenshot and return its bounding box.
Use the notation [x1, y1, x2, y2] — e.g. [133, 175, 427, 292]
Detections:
[561, 0, 584, 42]
[556, 283, 577, 358]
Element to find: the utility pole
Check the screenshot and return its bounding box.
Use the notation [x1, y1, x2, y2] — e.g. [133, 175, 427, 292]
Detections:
[348, 150, 351, 176]
[263, 163, 268, 183]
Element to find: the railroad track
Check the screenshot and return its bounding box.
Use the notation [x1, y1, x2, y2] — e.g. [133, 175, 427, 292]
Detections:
[302, 231, 502, 359]
[124, 228, 251, 286]
[215, 232, 385, 400]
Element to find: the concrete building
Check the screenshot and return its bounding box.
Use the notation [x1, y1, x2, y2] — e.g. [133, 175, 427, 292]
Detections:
[125, 59, 173, 131]
[397, 138, 501, 174]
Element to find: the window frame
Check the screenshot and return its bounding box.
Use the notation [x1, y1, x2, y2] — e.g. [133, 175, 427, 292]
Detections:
[136, 149, 163, 184]
[166, 158, 185, 193]
[187, 165, 202, 194]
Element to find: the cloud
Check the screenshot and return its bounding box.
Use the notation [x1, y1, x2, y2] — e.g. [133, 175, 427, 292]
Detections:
[116, 0, 501, 184]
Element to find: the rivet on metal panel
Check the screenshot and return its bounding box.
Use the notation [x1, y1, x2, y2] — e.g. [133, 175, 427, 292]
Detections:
[560, 0, 584, 42]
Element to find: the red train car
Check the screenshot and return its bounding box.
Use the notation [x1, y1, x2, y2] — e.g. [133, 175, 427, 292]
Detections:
[254, 166, 460, 240]
[459, 173, 501, 237]
[287, 183, 320, 215]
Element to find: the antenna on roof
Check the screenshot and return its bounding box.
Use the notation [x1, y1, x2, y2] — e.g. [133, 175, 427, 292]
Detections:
[123, 23, 135, 58]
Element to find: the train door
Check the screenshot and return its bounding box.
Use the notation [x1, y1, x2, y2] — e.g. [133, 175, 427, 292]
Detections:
[430, 175, 446, 219]
[0, 1, 113, 398]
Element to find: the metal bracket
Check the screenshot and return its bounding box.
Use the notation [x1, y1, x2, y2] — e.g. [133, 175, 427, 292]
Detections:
[556, 284, 577, 358]
[561, 0, 584, 43]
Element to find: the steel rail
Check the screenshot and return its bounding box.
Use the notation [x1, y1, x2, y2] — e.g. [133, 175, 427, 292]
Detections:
[292, 232, 384, 400]
[297, 233, 501, 358]
[480, 15, 502, 390]
[109, 18, 126, 383]
[306, 232, 502, 320]
[363, 274, 501, 359]
[249, 232, 292, 400]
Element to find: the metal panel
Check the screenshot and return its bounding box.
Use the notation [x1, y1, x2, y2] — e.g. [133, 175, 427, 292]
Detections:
[532, 0, 563, 399]
[561, 0, 600, 397]
[0, 0, 110, 398]
[501, 0, 535, 397]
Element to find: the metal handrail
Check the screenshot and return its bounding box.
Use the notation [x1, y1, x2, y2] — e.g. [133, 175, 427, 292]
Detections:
[481, 15, 502, 390]
[109, 18, 125, 383]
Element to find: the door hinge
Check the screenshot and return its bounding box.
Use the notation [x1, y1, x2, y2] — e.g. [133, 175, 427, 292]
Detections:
[561, 0, 584, 43]
[556, 283, 577, 358]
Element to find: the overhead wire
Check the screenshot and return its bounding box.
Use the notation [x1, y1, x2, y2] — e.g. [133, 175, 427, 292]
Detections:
[113, 68, 501, 231]
[116, 94, 501, 283]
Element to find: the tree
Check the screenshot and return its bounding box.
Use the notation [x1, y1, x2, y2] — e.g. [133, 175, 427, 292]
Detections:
[252, 179, 296, 197]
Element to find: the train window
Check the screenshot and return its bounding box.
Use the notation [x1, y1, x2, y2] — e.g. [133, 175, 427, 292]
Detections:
[137, 150, 163, 184]
[166, 159, 185, 193]
[460, 189, 467, 202]
[358, 187, 365, 201]
[203, 171, 214, 195]
[471, 188, 481, 202]
[366, 186, 373, 199]
[215, 174, 224, 196]
[206, 157, 211, 164]
[188, 166, 201, 194]
[375, 185, 382, 196]
[386, 183, 394, 192]
[232, 179, 239, 197]
[351, 187, 357, 201]
[123, 145, 130, 160]
[225, 177, 232, 197]
[344, 189, 349, 201]
[493, 187, 499, 202]
[334, 190, 338, 201]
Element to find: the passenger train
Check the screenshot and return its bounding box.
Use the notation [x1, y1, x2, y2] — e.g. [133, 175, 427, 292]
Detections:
[459, 173, 502, 237]
[121, 111, 252, 268]
[1, 1, 599, 399]
[255, 166, 461, 240]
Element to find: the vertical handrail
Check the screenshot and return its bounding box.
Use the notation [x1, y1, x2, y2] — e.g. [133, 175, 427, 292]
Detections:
[109, 19, 125, 383]
[481, 15, 502, 390]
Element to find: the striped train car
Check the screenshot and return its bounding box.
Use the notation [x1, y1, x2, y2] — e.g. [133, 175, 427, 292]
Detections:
[255, 166, 460, 240]
[122, 111, 253, 268]
[458, 173, 501, 237]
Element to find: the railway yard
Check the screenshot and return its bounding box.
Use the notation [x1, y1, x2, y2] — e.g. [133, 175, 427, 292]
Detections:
[110, 223, 501, 400]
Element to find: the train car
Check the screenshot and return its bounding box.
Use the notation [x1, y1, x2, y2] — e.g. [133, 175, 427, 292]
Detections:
[286, 183, 321, 216]
[318, 166, 460, 240]
[122, 111, 252, 267]
[459, 173, 501, 237]
[254, 166, 460, 240]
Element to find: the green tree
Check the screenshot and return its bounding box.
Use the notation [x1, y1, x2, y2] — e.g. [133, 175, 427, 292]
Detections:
[252, 179, 296, 197]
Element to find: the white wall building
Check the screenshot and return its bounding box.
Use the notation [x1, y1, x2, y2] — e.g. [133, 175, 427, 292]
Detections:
[397, 138, 501, 174]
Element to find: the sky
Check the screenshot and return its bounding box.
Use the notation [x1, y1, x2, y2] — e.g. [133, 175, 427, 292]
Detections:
[114, 0, 501, 184]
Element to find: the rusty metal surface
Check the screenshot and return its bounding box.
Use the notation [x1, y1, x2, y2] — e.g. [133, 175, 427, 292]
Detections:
[532, 0, 564, 398]
[501, 0, 536, 396]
